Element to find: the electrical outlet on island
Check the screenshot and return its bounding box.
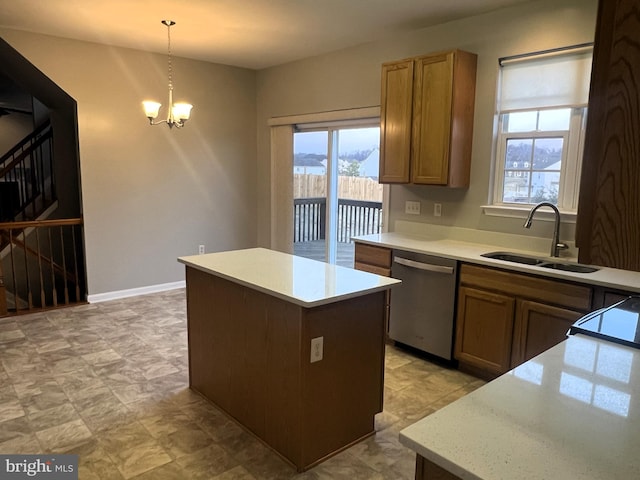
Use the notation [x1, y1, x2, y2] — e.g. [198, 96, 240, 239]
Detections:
[310, 336, 323, 363]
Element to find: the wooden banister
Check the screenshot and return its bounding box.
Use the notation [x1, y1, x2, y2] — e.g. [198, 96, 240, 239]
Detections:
[0, 218, 85, 315]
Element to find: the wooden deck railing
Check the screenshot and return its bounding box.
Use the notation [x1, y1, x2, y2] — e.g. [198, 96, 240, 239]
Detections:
[293, 197, 382, 243]
[0, 218, 85, 316]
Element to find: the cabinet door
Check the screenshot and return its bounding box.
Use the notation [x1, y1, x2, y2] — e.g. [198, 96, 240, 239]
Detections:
[379, 59, 413, 183]
[577, 0, 640, 271]
[511, 300, 583, 367]
[455, 286, 515, 377]
[411, 52, 454, 185]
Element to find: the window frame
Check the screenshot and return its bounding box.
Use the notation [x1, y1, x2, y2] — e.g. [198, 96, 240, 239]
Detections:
[492, 106, 587, 212]
[485, 44, 592, 219]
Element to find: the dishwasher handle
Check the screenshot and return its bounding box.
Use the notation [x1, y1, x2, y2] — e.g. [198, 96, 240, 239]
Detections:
[393, 256, 455, 275]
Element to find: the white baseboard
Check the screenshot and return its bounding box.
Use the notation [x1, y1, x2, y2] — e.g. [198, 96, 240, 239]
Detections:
[87, 280, 186, 303]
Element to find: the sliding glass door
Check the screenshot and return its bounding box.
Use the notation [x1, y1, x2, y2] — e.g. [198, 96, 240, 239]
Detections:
[293, 125, 382, 266]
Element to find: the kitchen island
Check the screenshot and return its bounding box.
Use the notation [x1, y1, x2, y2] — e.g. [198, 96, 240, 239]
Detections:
[399, 333, 640, 479]
[178, 247, 400, 471]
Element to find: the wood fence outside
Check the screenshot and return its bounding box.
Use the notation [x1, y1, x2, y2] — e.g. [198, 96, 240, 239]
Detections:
[294, 174, 382, 202]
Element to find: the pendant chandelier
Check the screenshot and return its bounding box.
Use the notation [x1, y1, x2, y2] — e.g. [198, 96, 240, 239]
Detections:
[142, 20, 193, 128]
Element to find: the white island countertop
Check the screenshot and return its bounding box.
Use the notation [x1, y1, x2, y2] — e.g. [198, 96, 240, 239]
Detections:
[178, 247, 400, 308]
[400, 334, 640, 479]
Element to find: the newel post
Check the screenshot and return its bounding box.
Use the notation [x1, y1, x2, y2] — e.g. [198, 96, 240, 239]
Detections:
[0, 262, 7, 317]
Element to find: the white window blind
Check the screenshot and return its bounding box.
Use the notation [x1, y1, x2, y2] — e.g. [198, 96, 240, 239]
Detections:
[500, 47, 593, 112]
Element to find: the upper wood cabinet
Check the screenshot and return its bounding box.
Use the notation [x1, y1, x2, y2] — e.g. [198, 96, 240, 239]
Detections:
[577, 0, 640, 271]
[379, 49, 477, 187]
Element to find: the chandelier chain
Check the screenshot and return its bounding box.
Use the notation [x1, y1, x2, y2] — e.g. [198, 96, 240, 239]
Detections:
[167, 23, 173, 92]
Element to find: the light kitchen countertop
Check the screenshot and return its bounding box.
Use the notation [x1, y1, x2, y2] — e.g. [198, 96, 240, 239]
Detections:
[178, 247, 400, 308]
[353, 232, 640, 293]
[399, 334, 640, 479]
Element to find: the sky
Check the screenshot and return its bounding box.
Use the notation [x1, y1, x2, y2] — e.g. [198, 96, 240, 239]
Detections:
[294, 127, 380, 154]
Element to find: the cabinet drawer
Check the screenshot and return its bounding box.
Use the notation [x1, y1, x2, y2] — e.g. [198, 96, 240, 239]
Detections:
[460, 263, 592, 312]
[354, 262, 391, 277]
[355, 244, 392, 269]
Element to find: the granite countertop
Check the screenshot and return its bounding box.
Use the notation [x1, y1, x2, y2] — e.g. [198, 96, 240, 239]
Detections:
[178, 247, 400, 308]
[353, 232, 640, 293]
[399, 334, 640, 479]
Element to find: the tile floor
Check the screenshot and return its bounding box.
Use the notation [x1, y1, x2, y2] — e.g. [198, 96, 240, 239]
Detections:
[0, 289, 484, 479]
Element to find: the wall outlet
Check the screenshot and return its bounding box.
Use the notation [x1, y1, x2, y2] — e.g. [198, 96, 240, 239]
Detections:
[198, 245, 205, 255]
[310, 336, 323, 363]
[405, 201, 421, 215]
[434, 203, 442, 217]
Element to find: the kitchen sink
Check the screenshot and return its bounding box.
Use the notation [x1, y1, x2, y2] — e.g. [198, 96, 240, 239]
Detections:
[481, 251, 600, 273]
[538, 262, 599, 273]
[481, 252, 545, 265]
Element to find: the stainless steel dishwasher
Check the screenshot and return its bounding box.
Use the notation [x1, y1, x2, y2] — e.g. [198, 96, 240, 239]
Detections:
[389, 249, 457, 360]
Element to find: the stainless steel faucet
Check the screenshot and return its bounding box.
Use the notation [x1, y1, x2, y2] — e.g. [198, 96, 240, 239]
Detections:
[523, 202, 569, 257]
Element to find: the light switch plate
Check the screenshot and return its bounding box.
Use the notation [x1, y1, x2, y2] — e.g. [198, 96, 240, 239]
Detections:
[405, 201, 421, 215]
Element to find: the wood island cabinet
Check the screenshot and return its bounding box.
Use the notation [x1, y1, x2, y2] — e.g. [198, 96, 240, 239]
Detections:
[455, 264, 592, 379]
[184, 258, 391, 472]
[379, 50, 477, 186]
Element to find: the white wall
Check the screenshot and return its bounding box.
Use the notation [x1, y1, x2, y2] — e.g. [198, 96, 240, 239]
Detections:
[256, 0, 598, 246]
[0, 29, 257, 296]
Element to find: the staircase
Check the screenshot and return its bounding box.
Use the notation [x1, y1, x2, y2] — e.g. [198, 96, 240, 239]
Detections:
[0, 120, 55, 224]
[0, 121, 86, 316]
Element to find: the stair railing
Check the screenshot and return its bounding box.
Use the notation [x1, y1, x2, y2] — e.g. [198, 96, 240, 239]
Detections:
[0, 121, 55, 222]
[0, 218, 85, 316]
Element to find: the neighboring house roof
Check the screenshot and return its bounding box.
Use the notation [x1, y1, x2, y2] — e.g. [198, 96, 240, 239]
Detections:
[359, 148, 379, 178]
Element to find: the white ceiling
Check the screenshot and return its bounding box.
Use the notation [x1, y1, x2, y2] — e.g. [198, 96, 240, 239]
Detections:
[0, 0, 533, 70]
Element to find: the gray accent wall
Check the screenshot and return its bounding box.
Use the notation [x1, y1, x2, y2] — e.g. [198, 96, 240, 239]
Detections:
[0, 29, 257, 296]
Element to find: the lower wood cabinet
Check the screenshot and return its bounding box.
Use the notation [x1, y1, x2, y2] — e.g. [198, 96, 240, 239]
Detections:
[354, 243, 392, 276]
[455, 264, 592, 379]
[354, 243, 392, 335]
[592, 286, 637, 309]
[511, 299, 583, 366]
[455, 287, 515, 376]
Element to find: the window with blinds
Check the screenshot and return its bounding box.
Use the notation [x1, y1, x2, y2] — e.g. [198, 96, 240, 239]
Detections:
[492, 45, 593, 211]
